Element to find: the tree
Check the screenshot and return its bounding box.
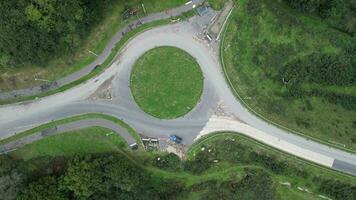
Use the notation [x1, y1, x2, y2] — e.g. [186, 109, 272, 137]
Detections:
[283, 0, 356, 35]
[0, 156, 24, 200]
[102, 155, 141, 192]
[60, 154, 143, 199]
[0, 0, 105, 68]
[60, 155, 104, 199]
[17, 176, 67, 200]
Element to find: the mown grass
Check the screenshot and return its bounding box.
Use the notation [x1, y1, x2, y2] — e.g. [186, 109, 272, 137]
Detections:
[130, 46, 204, 119]
[0, 0, 188, 91]
[11, 127, 126, 161]
[0, 113, 142, 147]
[221, 0, 356, 151]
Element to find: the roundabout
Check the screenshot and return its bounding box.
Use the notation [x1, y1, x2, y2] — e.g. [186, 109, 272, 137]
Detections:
[130, 46, 204, 119]
[0, 11, 355, 176]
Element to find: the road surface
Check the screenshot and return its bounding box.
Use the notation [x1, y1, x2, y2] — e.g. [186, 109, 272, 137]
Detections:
[0, 118, 136, 154]
[0, 9, 355, 176]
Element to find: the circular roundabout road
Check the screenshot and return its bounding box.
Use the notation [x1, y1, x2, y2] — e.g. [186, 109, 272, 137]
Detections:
[0, 18, 355, 175]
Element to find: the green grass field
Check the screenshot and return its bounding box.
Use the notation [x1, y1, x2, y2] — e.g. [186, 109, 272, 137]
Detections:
[11, 127, 126, 161]
[130, 46, 204, 119]
[0, 0, 188, 91]
[222, 0, 356, 151]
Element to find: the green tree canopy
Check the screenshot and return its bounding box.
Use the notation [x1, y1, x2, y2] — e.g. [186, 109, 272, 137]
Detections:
[0, 0, 105, 68]
[0, 156, 24, 200]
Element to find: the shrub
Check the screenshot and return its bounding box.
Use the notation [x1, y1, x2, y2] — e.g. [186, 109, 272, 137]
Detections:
[318, 178, 356, 200]
[153, 153, 181, 171]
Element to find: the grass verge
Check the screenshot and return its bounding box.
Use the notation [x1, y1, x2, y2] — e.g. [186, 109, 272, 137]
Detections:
[0, 113, 142, 147]
[11, 127, 127, 161]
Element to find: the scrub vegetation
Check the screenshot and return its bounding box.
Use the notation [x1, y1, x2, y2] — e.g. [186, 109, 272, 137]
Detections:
[1, 133, 355, 200]
[130, 46, 204, 119]
[222, 0, 356, 150]
[187, 133, 356, 199]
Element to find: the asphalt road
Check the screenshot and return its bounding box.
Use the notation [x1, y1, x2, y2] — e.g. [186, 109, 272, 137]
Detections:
[0, 118, 136, 154]
[0, 12, 355, 176]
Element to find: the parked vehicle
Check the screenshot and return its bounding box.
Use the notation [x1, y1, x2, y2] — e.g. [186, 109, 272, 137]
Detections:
[169, 135, 183, 144]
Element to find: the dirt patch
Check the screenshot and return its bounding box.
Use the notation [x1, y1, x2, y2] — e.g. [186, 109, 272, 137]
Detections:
[208, 0, 234, 39]
[88, 76, 114, 100]
[214, 101, 244, 123]
[166, 142, 186, 159]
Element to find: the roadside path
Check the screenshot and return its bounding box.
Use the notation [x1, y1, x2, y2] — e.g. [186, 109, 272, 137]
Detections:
[0, 118, 136, 154]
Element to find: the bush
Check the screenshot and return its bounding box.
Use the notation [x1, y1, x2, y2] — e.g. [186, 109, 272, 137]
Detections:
[280, 53, 355, 87]
[153, 153, 181, 171]
[307, 89, 356, 111]
[184, 153, 212, 174]
[199, 168, 278, 200]
[0, 156, 24, 200]
[283, 0, 356, 35]
[318, 178, 356, 200]
[249, 152, 309, 177]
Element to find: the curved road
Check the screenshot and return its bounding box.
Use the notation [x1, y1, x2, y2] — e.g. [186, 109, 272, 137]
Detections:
[0, 13, 355, 175]
[0, 0, 204, 100]
[0, 118, 136, 154]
